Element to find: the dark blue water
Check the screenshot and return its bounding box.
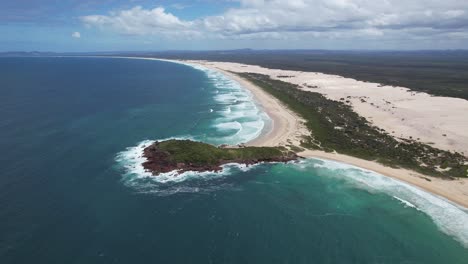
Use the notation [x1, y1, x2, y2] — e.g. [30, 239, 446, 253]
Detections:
[0, 57, 466, 263]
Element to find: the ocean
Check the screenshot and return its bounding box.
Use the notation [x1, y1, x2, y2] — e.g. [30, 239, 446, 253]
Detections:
[0, 57, 467, 263]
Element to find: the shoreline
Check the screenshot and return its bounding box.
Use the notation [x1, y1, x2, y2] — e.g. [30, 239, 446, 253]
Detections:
[300, 150, 468, 208]
[210, 68, 310, 148]
[95, 56, 468, 208]
[178, 59, 468, 208]
[107, 56, 310, 147]
[185, 60, 468, 156]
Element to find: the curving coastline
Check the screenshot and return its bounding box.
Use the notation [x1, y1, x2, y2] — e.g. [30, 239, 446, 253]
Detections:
[209, 67, 310, 148]
[105, 56, 467, 208]
[187, 60, 468, 155]
[175, 59, 468, 208]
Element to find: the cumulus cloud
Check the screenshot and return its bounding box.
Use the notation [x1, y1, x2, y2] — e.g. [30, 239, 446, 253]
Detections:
[80, 0, 468, 41]
[81, 6, 199, 38]
[71, 31, 81, 38]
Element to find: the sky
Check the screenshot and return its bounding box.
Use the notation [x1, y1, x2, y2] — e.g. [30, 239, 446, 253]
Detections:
[1, 0, 468, 52]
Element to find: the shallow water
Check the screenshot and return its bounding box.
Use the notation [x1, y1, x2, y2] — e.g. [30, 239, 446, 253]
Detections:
[0, 57, 466, 263]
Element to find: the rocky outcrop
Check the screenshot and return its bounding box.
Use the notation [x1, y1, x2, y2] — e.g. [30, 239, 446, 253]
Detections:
[142, 141, 298, 175]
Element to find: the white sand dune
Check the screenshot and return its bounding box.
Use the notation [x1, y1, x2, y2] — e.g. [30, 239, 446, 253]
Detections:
[184, 59, 468, 208]
[193, 60, 468, 156]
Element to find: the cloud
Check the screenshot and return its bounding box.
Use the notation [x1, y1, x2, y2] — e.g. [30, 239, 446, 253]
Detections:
[71, 31, 81, 38]
[80, 1, 468, 41]
[81, 6, 197, 37]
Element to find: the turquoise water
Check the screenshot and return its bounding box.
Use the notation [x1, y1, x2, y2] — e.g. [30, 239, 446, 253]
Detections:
[0, 57, 467, 263]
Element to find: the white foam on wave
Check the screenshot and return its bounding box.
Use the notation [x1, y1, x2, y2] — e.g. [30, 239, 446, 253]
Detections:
[115, 139, 262, 194]
[110, 57, 270, 146]
[177, 61, 271, 145]
[222, 106, 232, 114]
[295, 158, 468, 247]
[215, 93, 238, 103]
[115, 139, 154, 179]
[215, 121, 242, 131]
[115, 136, 195, 180]
[393, 196, 420, 210]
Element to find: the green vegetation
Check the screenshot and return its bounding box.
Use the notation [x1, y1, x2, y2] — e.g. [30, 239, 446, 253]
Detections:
[143, 139, 298, 174]
[146, 50, 468, 100]
[238, 73, 468, 178]
[157, 139, 291, 165]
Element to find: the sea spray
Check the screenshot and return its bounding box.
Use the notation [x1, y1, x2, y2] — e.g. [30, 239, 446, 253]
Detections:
[115, 138, 264, 194]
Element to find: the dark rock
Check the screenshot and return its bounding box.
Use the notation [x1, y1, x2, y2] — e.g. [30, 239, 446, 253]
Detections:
[142, 141, 298, 176]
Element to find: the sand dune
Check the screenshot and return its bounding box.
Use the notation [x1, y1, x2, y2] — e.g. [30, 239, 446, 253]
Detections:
[184, 59, 468, 208]
[192, 61, 468, 156]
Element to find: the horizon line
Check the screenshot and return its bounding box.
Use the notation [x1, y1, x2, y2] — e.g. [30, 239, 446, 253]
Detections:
[2, 48, 468, 54]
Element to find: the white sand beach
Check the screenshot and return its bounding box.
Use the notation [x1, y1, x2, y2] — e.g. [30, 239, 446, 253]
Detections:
[212, 68, 310, 148]
[191, 60, 468, 156]
[183, 59, 468, 208]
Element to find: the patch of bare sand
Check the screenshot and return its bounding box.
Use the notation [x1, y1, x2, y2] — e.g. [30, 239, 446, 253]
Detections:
[192, 60, 468, 156]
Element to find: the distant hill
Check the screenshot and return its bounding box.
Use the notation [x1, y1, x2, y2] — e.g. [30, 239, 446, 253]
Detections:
[121, 49, 468, 100]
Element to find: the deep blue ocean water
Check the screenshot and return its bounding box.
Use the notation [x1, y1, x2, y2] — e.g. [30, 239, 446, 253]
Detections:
[0, 57, 467, 263]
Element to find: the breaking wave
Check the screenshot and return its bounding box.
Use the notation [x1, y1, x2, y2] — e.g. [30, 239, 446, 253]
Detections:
[114, 58, 272, 195]
[112, 57, 468, 249]
[172, 60, 270, 145]
[115, 138, 262, 195]
[294, 158, 468, 248]
[105, 57, 270, 146]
